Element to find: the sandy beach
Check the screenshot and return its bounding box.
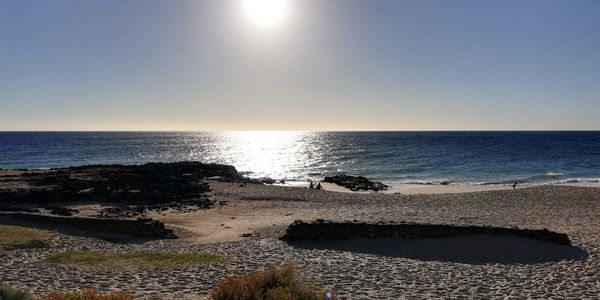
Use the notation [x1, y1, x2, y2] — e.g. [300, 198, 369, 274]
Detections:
[320, 182, 524, 194]
[2, 180, 600, 299]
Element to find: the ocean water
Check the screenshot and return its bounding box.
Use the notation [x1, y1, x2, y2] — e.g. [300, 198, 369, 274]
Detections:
[1, 131, 599, 187]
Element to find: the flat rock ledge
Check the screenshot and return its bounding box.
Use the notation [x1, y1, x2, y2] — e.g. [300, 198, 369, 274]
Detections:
[323, 175, 389, 191]
[0, 212, 176, 239]
[0, 162, 238, 207]
[0, 161, 276, 217]
[281, 220, 571, 245]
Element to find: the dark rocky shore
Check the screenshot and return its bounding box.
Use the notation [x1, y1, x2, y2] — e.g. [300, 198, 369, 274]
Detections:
[323, 174, 388, 191]
[0, 162, 256, 239]
[0, 161, 280, 216]
[0, 162, 240, 208]
[0, 162, 388, 219]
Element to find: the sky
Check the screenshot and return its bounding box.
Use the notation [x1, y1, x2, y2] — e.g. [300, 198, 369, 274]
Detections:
[1, 0, 600, 131]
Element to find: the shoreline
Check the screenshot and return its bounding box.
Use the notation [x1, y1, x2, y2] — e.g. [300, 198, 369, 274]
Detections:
[321, 182, 522, 194]
[280, 181, 600, 195]
[2, 161, 599, 195]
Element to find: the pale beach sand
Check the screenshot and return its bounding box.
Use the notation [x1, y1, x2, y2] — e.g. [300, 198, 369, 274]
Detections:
[2, 182, 600, 299]
[320, 182, 521, 194]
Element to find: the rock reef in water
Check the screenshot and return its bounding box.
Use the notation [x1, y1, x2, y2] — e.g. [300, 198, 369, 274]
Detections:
[281, 220, 571, 245]
[323, 175, 389, 191]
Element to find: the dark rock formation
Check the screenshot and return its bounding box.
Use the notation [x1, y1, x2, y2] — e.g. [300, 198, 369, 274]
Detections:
[253, 177, 276, 184]
[0, 162, 249, 210]
[323, 175, 389, 191]
[97, 206, 146, 218]
[0, 212, 176, 239]
[0, 205, 40, 214]
[281, 220, 571, 245]
[46, 207, 79, 216]
[234, 177, 277, 185]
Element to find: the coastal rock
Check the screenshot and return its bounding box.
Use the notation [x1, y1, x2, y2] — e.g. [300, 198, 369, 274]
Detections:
[239, 177, 277, 185]
[0, 162, 248, 210]
[0, 205, 40, 214]
[323, 175, 388, 191]
[97, 206, 145, 218]
[46, 207, 79, 216]
[281, 220, 571, 245]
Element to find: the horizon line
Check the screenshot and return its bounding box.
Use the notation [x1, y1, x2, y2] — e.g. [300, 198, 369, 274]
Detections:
[1, 129, 600, 133]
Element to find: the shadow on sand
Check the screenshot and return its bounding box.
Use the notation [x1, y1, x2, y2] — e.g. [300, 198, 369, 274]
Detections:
[288, 234, 588, 265]
[0, 218, 157, 244]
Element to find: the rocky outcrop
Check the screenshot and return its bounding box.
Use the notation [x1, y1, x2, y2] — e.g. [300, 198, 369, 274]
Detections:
[323, 175, 389, 191]
[0, 162, 249, 210]
[281, 220, 571, 245]
[97, 206, 147, 218]
[0, 212, 176, 239]
[46, 207, 79, 216]
[0, 205, 40, 213]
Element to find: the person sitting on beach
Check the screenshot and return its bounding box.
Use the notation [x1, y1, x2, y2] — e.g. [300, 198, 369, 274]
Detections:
[316, 182, 322, 190]
[309, 181, 314, 189]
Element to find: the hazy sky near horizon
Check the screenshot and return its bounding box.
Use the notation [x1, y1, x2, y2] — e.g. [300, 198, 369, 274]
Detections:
[1, 0, 600, 131]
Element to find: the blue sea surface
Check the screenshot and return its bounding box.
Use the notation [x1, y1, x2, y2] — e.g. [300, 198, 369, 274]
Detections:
[1, 131, 599, 187]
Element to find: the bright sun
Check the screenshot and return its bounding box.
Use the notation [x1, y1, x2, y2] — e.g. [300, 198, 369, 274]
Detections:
[242, 0, 291, 28]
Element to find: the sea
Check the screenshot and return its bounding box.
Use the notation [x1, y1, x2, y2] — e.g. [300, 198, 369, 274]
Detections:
[1, 131, 599, 188]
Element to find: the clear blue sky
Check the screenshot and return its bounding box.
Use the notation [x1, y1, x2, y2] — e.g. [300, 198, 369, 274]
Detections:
[1, 0, 599, 131]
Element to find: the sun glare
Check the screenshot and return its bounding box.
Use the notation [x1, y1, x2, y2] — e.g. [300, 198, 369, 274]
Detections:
[242, 0, 291, 28]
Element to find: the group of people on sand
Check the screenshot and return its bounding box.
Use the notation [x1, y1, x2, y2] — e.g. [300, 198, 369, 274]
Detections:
[309, 181, 322, 190]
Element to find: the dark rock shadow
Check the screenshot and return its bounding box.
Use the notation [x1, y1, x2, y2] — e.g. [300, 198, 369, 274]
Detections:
[0, 218, 158, 244]
[288, 234, 588, 265]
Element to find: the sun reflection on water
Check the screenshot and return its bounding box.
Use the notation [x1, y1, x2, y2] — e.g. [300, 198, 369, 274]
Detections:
[215, 131, 320, 180]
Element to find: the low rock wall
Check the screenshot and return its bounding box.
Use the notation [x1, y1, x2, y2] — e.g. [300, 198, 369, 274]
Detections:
[0, 212, 176, 239]
[282, 220, 571, 245]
